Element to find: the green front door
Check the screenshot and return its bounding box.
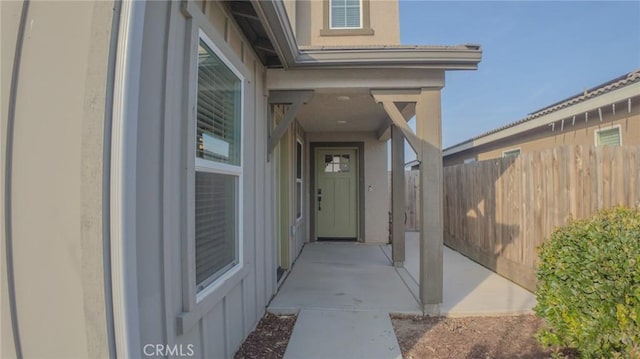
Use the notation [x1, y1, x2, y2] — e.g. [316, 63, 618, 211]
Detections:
[315, 148, 358, 239]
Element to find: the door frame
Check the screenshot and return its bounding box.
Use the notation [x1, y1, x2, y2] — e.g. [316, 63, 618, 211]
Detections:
[310, 142, 365, 242]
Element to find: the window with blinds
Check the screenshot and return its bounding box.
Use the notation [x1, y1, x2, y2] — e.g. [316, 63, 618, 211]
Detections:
[195, 36, 243, 292]
[330, 0, 362, 29]
[596, 127, 621, 147]
[196, 40, 241, 165]
[195, 172, 237, 289]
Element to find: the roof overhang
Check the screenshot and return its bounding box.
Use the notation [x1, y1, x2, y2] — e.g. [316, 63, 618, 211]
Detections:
[251, 0, 482, 71]
[293, 45, 482, 70]
[248, 0, 482, 136]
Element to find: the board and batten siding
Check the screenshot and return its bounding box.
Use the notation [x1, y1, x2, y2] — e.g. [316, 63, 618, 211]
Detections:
[134, 2, 275, 358]
[273, 111, 309, 264]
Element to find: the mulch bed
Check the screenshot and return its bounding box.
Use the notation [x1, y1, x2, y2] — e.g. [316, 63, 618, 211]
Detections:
[234, 313, 297, 359]
[390, 314, 577, 359]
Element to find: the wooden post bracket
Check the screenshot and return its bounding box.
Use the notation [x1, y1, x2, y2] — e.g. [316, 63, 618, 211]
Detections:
[371, 90, 422, 159]
[267, 90, 314, 157]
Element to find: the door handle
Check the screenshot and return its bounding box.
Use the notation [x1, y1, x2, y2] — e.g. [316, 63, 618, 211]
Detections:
[317, 188, 322, 211]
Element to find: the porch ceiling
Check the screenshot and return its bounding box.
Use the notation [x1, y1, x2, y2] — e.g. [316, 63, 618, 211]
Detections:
[296, 89, 388, 132]
[268, 68, 441, 134]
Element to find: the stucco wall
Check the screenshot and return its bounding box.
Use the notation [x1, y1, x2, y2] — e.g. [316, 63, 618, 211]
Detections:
[1, 1, 114, 357]
[307, 131, 390, 244]
[1, 2, 22, 357]
[295, 0, 400, 47]
[444, 102, 640, 166]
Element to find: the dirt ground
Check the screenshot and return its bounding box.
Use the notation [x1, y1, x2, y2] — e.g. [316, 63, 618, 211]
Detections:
[235, 313, 575, 359]
[391, 314, 575, 359]
[234, 313, 296, 359]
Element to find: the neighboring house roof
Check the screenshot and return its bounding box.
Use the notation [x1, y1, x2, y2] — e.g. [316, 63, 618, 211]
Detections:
[444, 69, 640, 156]
[534, 69, 640, 116]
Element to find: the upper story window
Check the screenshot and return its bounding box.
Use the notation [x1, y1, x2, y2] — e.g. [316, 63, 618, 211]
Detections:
[330, 0, 362, 29]
[321, 0, 373, 36]
[194, 33, 243, 293]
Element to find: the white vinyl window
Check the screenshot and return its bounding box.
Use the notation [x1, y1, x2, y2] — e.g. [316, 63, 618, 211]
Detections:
[194, 32, 243, 293]
[502, 148, 521, 158]
[330, 0, 362, 29]
[595, 126, 621, 147]
[296, 140, 303, 220]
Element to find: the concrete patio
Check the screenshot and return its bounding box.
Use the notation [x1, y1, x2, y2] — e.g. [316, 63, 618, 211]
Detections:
[269, 233, 536, 359]
[269, 232, 536, 316]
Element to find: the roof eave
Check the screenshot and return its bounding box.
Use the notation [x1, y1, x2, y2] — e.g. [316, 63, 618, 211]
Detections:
[251, 0, 299, 68]
[252, 0, 482, 71]
[294, 48, 482, 70]
[443, 81, 640, 156]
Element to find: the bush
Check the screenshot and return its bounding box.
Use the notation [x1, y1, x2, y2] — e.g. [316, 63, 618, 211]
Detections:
[534, 207, 640, 358]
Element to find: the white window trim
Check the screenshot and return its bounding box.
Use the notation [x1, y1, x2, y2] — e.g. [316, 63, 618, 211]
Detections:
[296, 138, 303, 221]
[502, 148, 521, 158]
[594, 124, 622, 147]
[329, 0, 363, 29]
[193, 29, 245, 303]
[177, 1, 254, 336]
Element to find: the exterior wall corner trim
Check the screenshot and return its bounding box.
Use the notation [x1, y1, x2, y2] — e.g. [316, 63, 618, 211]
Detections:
[109, 1, 145, 357]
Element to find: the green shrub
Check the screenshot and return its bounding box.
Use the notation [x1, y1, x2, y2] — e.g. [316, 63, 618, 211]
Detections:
[535, 207, 640, 358]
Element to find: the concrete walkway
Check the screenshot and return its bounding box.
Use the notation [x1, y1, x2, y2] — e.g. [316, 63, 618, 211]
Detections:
[269, 242, 421, 314]
[383, 232, 537, 316]
[270, 234, 536, 359]
[283, 309, 402, 359]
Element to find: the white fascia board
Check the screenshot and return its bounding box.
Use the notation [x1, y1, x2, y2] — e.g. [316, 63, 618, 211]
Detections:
[444, 82, 640, 156]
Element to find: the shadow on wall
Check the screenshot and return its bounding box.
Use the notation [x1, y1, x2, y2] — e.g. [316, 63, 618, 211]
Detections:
[442, 155, 530, 289]
[442, 145, 640, 291]
[400, 155, 524, 287]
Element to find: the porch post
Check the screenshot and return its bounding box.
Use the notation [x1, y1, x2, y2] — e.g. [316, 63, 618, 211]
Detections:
[415, 89, 443, 314]
[391, 125, 405, 266]
[371, 88, 444, 315]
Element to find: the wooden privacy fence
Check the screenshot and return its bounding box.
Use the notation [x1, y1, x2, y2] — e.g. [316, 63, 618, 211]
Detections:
[388, 171, 421, 231]
[441, 145, 640, 291]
